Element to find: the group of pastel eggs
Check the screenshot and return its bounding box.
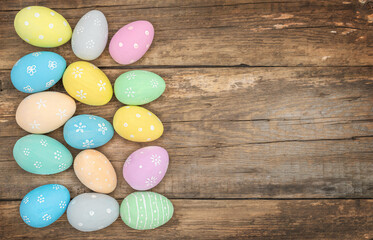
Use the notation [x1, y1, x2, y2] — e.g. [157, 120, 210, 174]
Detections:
[12, 6, 173, 231]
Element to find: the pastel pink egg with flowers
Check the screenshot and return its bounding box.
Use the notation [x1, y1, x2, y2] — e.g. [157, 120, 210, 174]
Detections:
[109, 20, 154, 65]
[123, 146, 169, 190]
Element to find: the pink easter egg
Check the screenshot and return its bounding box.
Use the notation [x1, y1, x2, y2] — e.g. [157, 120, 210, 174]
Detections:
[109, 20, 154, 65]
[123, 146, 169, 190]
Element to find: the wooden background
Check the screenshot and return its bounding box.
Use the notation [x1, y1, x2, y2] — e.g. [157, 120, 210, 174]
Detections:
[0, 0, 373, 239]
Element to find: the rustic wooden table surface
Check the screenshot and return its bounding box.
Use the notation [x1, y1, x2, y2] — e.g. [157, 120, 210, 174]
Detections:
[0, 0, 372, 239]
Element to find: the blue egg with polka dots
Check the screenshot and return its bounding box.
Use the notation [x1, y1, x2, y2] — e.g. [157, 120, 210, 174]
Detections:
[11, 51, 66, 93]
[20, 184, 70, 228]
[63, 114, 114, 150]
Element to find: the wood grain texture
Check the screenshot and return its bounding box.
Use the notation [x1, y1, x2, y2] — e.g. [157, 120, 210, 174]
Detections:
[1, 67, 373, 199]
[0, 0, 372, 239]
[1, 199, 372, 240]
[0, 0, 372, 69]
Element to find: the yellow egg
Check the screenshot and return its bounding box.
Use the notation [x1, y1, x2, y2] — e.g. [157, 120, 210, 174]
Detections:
[113, 106, 164, 142]
[63, 61, 113, 106]
[14, 6, 72, 48]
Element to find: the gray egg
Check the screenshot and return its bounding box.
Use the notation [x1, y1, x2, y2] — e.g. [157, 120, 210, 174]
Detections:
[72, 10, 108, 60]
[67, 193, 119, 232]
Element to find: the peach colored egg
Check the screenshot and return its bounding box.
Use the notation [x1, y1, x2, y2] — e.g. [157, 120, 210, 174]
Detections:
[109, 20, 154, 65]
[74, 149, 117, 194]
[16, 92, 76, 134]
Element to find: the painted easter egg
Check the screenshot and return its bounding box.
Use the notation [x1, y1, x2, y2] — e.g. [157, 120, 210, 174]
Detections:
[113, 106, 163, 142]
[123, 146, 169, 190]
[16, 92, 76, 134]
[120, 192, 173, 230]
[63, 61, 113, 106]
[114, 70, 166, 105]
[11, 51, 66, 93]
[72, 10, 108, 60]
[74, 149, 117, 193]
[67, 193, 119, 232]
[20, 184, 70, 228]
[63, 115, 114, 149]
[14, 6, 72, 47]
[13, 134, 72, 175]
[109, 20, 154, 65]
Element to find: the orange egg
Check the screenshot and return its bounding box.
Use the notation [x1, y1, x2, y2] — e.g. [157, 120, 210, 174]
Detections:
[73, 149, 117, 193]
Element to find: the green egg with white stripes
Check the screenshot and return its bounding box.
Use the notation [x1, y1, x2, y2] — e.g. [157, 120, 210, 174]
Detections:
[120, 192, 174, 230]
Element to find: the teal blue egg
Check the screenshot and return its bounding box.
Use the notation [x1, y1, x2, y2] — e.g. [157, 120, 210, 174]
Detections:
[63, 114, 114, 149]
[11, 51, 66, 93]
[20, 184, 70, 228]
[13, 134, 73, 175]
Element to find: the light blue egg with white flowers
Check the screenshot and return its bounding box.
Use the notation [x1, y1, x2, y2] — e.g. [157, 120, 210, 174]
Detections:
[63, 114, 114, 149]
[11, 51, 66, 93]
[20, 184, 70, 228]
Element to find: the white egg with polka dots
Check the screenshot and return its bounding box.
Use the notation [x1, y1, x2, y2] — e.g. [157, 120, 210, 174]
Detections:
[67, 193, 119, 232]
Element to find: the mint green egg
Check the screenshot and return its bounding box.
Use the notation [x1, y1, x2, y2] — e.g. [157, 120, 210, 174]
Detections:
[114, 70, 166, 105]
[120, 192, 173, 230]
[13, 134, 73, 175]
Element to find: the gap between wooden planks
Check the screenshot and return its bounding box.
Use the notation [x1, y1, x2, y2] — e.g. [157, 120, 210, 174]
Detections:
[0, 0, 372, 239]
[0, 0, 372, 68]
[0, 67, 372, 200]
[1, 199, 372, 239]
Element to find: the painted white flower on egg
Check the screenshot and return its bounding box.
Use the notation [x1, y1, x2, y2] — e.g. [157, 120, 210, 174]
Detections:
[56, 109, 67, 120]
[34, 161, 42, 168]
[45, 79, 55, 88]
[126, 72, 136, 80]
[23, 197, 29, 204]
[150, 79, 159, 88]
[37, 195, 45, 203]
[82, 139, 94, 148]
[125, 87, 135, 97]
[54, 150, 62, 160]
[76, 90, 87, 99]
[23, 215, 31, 223]
[72, 67, 84, 78]
[23, 148, 30, 156]
[42, 214, 51, 221]
[59, 200, 67, 209]
[151, 154, 161, 166]
[98, 123, 107, 135]
[48, 61, 57, 70]
[29, 120, 40, 129]
[58, 163, 67, 170]
[74, 122, 86, 133]
[26, 65, 37, 76]
[97, 80, 106, 91]
[23, 85, 34, 93]
[32, 52, 41, 57]
[36, 99, 47, 109]
[40, 139, 48, 147]
[145, 176, 158, 187]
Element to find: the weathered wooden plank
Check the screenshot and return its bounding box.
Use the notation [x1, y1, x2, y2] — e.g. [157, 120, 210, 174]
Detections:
[1, 199, 372, 239]
[0, 0, 372, 69]
[1, 137, 373, 199]
[1, 67, 373, 121]
[1, 67, 373, 199]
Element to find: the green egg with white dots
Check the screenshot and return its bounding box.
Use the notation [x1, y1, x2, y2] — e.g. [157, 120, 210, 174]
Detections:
[114, 70, 166, 105]
[120, 192, 174, 230]
[13, 134, 73, 175]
